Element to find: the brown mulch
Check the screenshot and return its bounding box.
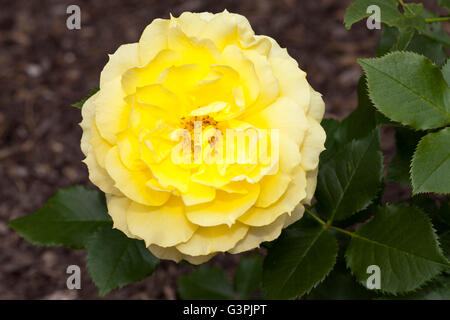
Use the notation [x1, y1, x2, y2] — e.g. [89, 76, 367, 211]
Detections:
[1, 0, 432, 299]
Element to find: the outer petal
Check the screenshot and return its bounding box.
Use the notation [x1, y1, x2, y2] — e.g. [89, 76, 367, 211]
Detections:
[127, 197, 198, 247]
[308, 87, 325, 122]
[199, 10, 254, 50]
[183, 253, 217, 265]
[269, 55, 310, 111]
[94, 77, 131, 144]
[79, 93, 121, 195]
[90, 123, 112, 168]
[177, 12, 211, 38]
[255, 173, 291, 208]
[105, 146, 171, 206]
[300, 117, 326, 171]
[267, 36, 287, 58]
[304, 167, 319, 205]
[106, 195, 135, 238]
[167, 26, 219, 66]
[80, 93, 121, 195]
[238, 166, 306, 226]
[176, 222, 249, 256]
[278, 134, 302, 174]
[80, 92, 99, 155]
[100, 43, 140, 89]
[185, 184, 260, 227]
[228, 213, 287, 254]
[138, 18, 170, 66]
[82, 152, 121, 195]
[148, 244, 215, 264]
[283, 205, 305, 228]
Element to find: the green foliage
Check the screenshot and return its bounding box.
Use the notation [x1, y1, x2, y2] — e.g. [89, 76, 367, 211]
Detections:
[387, 127, 424, 187]
[9, 186, 111, 248]
[316, 129, 383, 221]
[377, 24, 448, 66]
[407, 34, 448, 67]
[443, 59, 450, 85]
[344, 0, 425, 31]
[391, 27, 415, 51]
[376, 25, 398, 57]
[177, 255, 264, 300]
[9, 186, 159, 297]
[72, 87, 99, 109]
[439, 0, 450, 9]
[379, 274, 450, 300]
[359, 52, 450, 130]
[86, 227, 159, 297]
[411, 127, 450, 194]
[234, 255, 263, 299]
[346, 205, 449, 294]
[308, 265, 375, 300]
[262, 218, 338, 299]
[178, 267, 235, 300]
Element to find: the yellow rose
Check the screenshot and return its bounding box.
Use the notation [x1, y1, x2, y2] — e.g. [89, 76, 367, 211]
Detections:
[80, 10, 326, 264]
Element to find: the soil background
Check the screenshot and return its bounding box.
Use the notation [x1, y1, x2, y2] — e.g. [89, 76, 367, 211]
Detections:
[0, 0, 441, 299]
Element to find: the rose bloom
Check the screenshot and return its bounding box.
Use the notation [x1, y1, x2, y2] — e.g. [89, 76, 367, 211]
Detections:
[80, 11, 325, 264]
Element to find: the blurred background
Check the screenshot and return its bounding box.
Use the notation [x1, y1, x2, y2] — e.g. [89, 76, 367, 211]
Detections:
[0, 0, 441, 299]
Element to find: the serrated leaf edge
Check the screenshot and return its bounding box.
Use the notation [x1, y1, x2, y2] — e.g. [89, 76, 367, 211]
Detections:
[345, 204, 450, 295]
[411, 129, 450, 195]
[358, 51, 450, 131]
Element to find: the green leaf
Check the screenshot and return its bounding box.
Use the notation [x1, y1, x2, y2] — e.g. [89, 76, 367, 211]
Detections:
[421, 21, 450, 49]
[320, 118, 345, 165]
[234, 255, 263, 299]
[406, 33, 448, 67]
[410, 195, 450, 234]
[346, 205, 449, 294]
[86, 227, 159, 297]
[333, 182, 384, 229]
[377, 23, 447, 66]
[344, 0, 399, 30]
[344, 0, 425, 31]
[402, 3, 426, 31]
[411, 127, 450, 194]
[178, 267, 235, 300]
[72, 87, 99, 109]
[320, 77, 389, 165]
[316, 129, 383, 221]
[9, 186, 111, 248]
[403, 3, 423, 18]
[308, 267, 375, 300]
[262, 219, 338, 299]
[375, 8, 448, 64]
[387, 127, 424, 187]
[443, 59, 450, 86]
[380, 274, 450, 299]
[439, 0, 450, 9]
[344, 77, 379, 139]
[377, 25, 398, 57]
[359, 52, 450, 130]
[391, 28, 415, 51]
